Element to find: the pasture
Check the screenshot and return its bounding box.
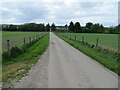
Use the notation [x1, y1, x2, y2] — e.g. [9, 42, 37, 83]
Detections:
[2, 31, 45, 51]
[61, 33, 118, 51]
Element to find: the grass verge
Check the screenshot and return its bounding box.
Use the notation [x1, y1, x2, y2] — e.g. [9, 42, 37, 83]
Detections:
[2, 33, 49, 87]
[55, 33, 119, 75]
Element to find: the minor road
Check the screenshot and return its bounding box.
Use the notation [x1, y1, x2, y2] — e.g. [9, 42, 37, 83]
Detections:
[14, 32, 118, 88]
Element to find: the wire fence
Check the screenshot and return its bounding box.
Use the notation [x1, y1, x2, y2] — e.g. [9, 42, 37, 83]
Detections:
[3, 32, 48, 52]
[57, 33, 118, 53]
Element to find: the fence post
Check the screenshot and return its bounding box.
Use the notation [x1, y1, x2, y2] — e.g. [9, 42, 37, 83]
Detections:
[96, 38, 98, 47]
[29, 36, 31, 43]
[7, 40, 10, 56]
[75, 35, 76, 40]
[24, 38, 25, 45]
[33, 36, 34, 41]
[36, 35, 37, 39]
[82, 36, 84, 42]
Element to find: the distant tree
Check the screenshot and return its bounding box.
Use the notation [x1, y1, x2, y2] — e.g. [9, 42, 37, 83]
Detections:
[91, 23, 101, 33]
[46, 23, 50, 32]
[51, 23, 56, 31]
[75, 22, 81, 33]
[65, 24, 68, 30]
[9, 24, 17, 31]
[85, 22, 93, 32]
[86, 22, 93, 29]
[69, 21, 75, 32]
[99, 24, 105, 33]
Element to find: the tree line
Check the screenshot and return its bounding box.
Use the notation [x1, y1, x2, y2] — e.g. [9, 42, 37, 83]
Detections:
[2, 23, 50, 32]
[2, 22, 120, 34]
[68, 21, 120, 33]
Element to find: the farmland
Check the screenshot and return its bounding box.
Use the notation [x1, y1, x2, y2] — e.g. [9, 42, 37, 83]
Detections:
[61, 33, 118, 51]
[2, 31, 45, 51]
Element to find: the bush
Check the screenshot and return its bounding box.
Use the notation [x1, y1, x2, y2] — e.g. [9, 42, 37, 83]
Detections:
[10, 47, 24, 57]
[2, 51, 9, 59]
[90, 44, 94, 48]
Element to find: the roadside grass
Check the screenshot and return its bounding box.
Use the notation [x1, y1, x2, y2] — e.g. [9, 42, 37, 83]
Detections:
[55, 33, 119, 75]
[2, 33, 49, 84]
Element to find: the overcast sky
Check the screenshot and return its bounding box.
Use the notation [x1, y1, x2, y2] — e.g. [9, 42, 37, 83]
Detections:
[0, 0, 119, 26]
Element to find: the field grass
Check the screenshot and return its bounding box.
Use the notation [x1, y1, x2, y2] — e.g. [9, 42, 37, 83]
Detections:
[61, 33, 118, 51]
[2, 33, 49, 87]
[2, 31, 45, 51]
[55, 33, 119, 75]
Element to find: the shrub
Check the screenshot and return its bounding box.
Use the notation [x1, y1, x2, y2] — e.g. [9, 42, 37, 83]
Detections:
[10, 47, 24, 57]
[90, 44, 94, 48]
[2, 51, 9, 59]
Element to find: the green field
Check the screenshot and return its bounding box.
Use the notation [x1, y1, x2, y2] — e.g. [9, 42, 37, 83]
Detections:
[2, 31, 45, 51]
[61, 33, 118, 51]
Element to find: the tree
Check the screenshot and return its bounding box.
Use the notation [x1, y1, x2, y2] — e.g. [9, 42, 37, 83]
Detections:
[91, 23, 100, 33]
[85, 22, 93, 32]
[65, 24, 68, 31]
[75, 22, 81, 33]
[51, 23, 56, 31]
[69, 21, 75, 32]
[46, 23, 50, 32]
[9, 24, 17, 31]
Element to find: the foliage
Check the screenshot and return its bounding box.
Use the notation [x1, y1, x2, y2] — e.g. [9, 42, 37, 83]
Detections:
[51, 23, 56, 31]
[2, 21, 119, 33]
[46, 23, 50, 32]
[18, 23, 46, 31]
[74, 22, 81, 33]
[2, 23, 50, 32]
[67, 21, 119, 34]
[10, 47, 24, 57]
[69, 21, 75, 32]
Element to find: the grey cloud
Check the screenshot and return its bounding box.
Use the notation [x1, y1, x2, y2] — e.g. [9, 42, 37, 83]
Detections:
[0, 1, 118, 26]
[2, 2, 49, 23]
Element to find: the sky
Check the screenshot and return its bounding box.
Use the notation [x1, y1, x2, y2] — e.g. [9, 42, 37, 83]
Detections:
[0, 0, 119, 26]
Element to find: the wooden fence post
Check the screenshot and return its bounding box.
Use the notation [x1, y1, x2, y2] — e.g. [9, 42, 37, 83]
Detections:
[75, 35, 76, 40]
[82, 36, 84, 42]
[24, 38, 25, 45]
[96, 38, 98, 47]
[33, 36, 34, 41]
[29, 36, 31, 43]
[36, 35, 37, 39]
[7, 40, 10, 56]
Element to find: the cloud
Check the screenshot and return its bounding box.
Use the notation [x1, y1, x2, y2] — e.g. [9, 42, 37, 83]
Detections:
[0, 1, 118, 26]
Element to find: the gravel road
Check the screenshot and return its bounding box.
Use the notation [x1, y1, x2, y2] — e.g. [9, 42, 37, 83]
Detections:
[14, 32, 118, 88]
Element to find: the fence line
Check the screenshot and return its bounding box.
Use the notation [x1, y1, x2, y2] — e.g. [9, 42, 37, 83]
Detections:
[5, 33, 47, 52]
[58, 33, 100, 48]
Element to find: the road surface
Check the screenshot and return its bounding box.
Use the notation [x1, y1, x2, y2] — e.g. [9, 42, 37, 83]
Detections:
[14, 32, 118, 88]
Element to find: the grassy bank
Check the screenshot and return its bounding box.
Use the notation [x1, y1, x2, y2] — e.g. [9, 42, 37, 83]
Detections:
[2, 33, 49, 86]
[55, 33, 119, 75]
